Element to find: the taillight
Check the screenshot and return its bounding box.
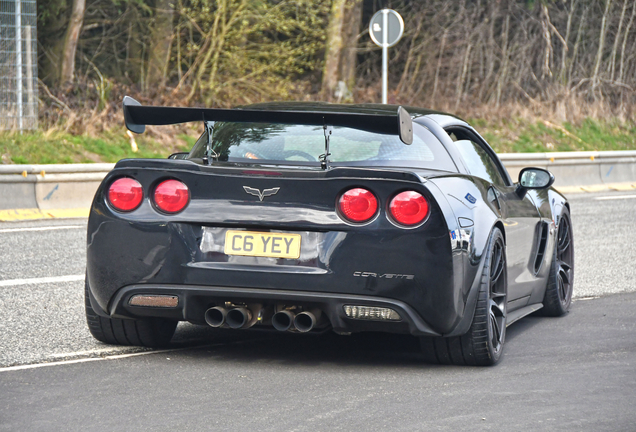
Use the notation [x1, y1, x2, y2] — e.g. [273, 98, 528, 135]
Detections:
[389, 191, 429, 226]
[338, 188, 378, 223]
[108, 177, 143, 212]
[154, 179, 190, 213]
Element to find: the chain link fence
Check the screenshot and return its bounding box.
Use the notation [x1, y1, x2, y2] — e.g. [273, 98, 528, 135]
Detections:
[0, 0, 37, 131]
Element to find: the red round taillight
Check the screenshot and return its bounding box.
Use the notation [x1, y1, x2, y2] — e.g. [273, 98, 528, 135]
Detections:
[338, 188, 378, 223]
[154, 179, 190, 213]
[108, 177, 143, 212]
[389, 191, 429, 226]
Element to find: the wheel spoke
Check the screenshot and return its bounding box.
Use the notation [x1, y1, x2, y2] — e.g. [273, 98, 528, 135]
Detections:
[490, 245, 502, 279]
[558, 274, 567, 300]
[559, 265, 570, 285]
[491, 257, 504, 286]
[489, 309, 503, 349]
[559, 237, 571, 255]
[558, 222, 569, 250]
[489, 298, 505, 316]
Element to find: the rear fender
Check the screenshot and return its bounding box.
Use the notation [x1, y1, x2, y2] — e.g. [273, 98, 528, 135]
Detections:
[428, 176, 501, 336]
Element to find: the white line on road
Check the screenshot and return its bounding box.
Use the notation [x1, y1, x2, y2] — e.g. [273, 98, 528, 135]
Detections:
[594, 194, 636, 200]
[0, 348, 173, 373]
[0, 342, 241, 373]
[0, 274, 84, 287]
[0, 225, 85, 233]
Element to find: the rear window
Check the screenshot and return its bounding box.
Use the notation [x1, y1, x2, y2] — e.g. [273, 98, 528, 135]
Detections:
[189, 122, 457, 172]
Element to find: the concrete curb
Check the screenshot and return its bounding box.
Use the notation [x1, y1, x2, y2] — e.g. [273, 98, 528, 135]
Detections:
[1, 151, 635, 221]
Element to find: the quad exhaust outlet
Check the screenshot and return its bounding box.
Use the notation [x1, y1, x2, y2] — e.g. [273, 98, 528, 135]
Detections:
[205, 305, 324, 332]
[272, 310, 295, 332]
[226, 307, 252, 329]
[204, 306, 227, 327]
[294, 309, 321, 333]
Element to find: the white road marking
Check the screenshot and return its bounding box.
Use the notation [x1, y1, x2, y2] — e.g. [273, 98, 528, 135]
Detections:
[594, 194, 636, 201]
[0, 348, 172, 373]
[0, 225, 85, 233]
[48, 347, 134, 358]
[0, 274, 84, 287]
[0, 341, 240, 373]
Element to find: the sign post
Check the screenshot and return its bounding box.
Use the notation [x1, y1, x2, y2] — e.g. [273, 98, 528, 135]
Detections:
[369, 9, 404, 104]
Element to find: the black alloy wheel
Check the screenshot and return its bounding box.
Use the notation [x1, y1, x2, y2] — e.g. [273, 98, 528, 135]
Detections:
[487, 235, 507, 357]
[420, 227, 507, 366]
[542, 207, 574, 316]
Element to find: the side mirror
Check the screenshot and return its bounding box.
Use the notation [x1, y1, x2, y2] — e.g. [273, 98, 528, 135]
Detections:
[516, 167, 554, 198]
[168, 152, 190, 160]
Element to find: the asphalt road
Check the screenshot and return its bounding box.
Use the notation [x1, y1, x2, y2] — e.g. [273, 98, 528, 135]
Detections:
[1, 191, 635, 430]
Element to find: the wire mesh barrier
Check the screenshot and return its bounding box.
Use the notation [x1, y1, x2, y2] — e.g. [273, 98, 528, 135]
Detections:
[0, 0, 37, 131]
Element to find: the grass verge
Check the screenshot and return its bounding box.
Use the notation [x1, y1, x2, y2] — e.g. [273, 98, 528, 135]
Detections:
[475, 118, 636, 153]
[1, 128, 194, 164]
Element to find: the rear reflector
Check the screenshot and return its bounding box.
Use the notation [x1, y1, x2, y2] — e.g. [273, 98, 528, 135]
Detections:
[338, 188, 378, 223]
[343, 305, 401, 321]
[129, 295, 179, 308]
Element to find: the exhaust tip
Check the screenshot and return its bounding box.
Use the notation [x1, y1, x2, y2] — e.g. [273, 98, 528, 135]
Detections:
[272, 310, 295, 331]
[294, 311, 317, 333]
[204, 306, 227, 327]
[226, 307, 251, 329]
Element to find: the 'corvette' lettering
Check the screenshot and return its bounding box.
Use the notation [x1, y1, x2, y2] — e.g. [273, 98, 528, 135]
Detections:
[353, 271, 414, 280]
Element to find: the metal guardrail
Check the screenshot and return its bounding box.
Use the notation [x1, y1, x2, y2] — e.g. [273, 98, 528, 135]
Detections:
[0, 151, 635, 212]
[499, 150, 636, 164]
[499, 151, 636, 187]
[0, 163, 114, 182]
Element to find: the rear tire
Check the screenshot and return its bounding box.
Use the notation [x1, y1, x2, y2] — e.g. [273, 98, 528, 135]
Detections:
[541, 207, 574, 316]
[84, 277, 177, 348]
[420, 227, 507, 366]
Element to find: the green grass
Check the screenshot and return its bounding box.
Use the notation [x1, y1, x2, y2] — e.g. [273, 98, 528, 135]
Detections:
[1, 118, 634, 164]
[477, 118, 636, 153]
[0, 129, 192, 164]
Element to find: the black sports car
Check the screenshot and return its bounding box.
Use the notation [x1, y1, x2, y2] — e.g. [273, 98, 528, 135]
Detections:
[85, 97, 574, 366]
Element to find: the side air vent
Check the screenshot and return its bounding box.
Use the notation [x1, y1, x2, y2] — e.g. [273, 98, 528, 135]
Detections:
[533, 222, 549, 274]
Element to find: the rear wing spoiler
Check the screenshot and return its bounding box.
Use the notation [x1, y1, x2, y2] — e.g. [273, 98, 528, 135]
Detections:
[122, 96, 413, 145]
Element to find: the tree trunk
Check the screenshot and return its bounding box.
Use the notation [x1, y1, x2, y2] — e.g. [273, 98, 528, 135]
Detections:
[339, 0, 363, 96]
[618, 0, 636, 82]
[592, 0, 612, 88]
[59, 0, 86, 86]
[608, 0, 628, 79]
[321, 0, 347, 101]
[146, 0, 175, 91]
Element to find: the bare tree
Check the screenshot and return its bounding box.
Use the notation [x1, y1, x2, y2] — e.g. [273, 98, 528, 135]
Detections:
[146, 0, 175, 91]
[59, 0, 85, 86]
[322, 0, 347, 100]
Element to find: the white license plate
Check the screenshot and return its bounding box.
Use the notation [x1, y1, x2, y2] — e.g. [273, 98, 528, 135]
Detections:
[224, 231, 301, 259]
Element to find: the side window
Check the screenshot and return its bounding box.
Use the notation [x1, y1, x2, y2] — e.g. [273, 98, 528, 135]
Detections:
[453, 139, 507, 187]
[187, 128, 209, 160]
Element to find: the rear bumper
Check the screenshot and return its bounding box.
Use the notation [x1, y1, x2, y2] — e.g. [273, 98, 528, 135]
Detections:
[93, 284, 443, 337]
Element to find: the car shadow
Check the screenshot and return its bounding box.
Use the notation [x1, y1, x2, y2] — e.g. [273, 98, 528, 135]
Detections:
[165, 318, 545, 369]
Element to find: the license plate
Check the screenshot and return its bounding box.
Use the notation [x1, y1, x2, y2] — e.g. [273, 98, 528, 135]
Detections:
[224, 231, 301, 259]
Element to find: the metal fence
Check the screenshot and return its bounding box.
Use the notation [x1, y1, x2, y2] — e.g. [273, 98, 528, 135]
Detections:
[0, 0, 37, 131]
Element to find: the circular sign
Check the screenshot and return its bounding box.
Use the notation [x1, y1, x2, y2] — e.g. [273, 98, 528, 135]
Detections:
[369, 9, 404, 48]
